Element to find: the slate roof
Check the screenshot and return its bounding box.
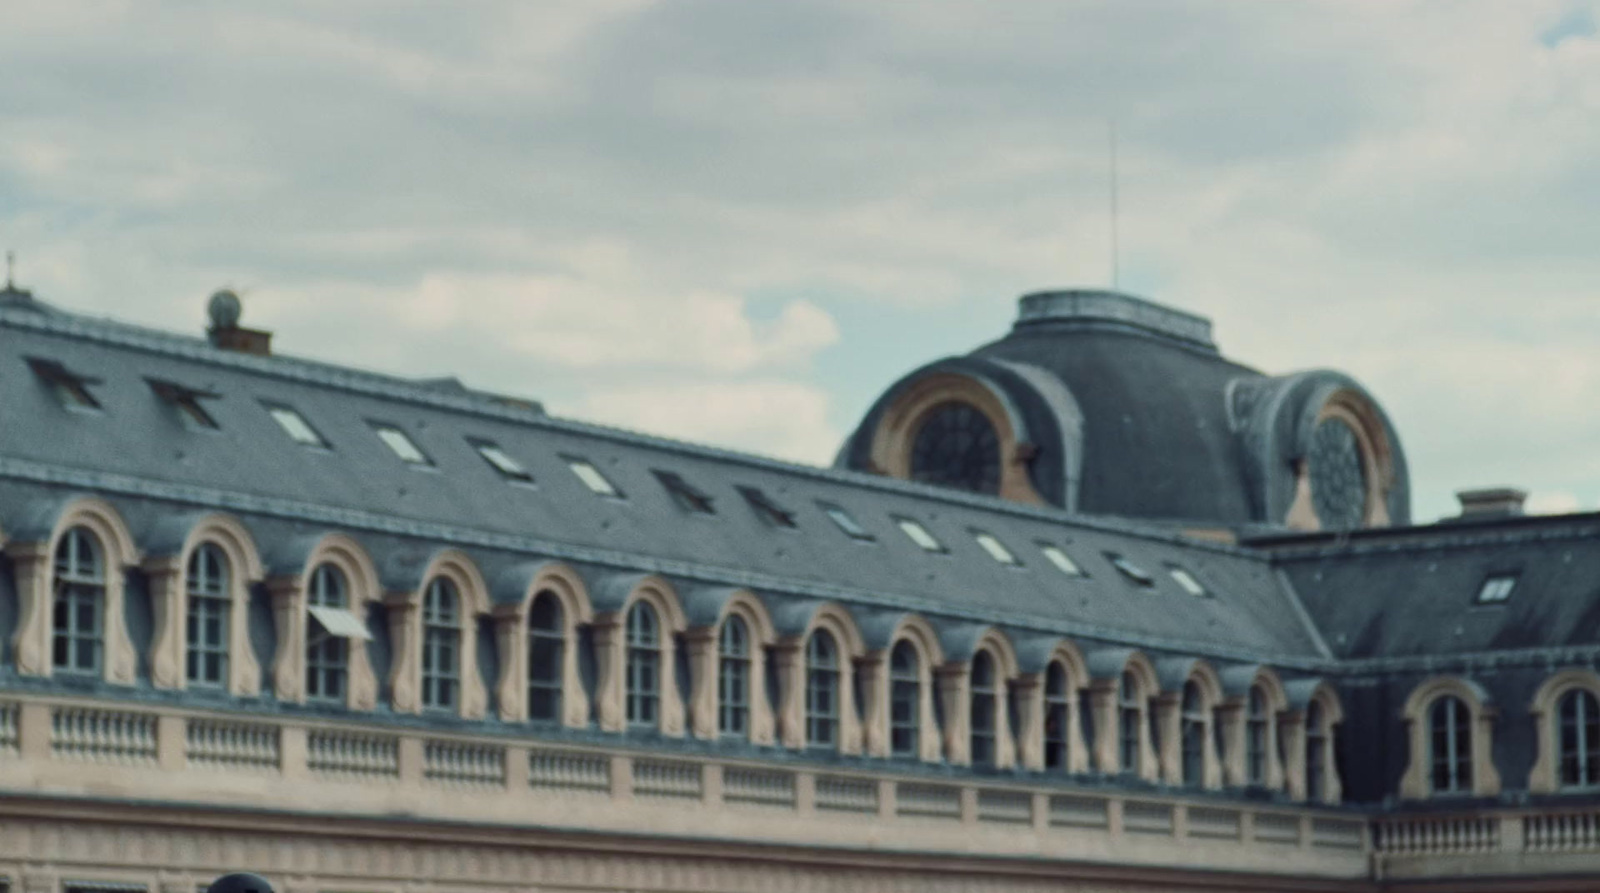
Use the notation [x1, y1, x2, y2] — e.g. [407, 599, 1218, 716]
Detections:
[1256, 514, 1600, 662]
[0, 298, 1330, 666]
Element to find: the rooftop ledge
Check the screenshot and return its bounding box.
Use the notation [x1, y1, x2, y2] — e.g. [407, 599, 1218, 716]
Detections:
[1014, 289, 1216, 350]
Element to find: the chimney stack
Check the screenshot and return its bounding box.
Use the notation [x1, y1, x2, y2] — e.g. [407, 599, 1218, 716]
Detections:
[1455, 487, 1527, 519]
[206, 289, 272, 356]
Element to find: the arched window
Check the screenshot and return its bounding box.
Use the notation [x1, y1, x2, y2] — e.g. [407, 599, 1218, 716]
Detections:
[1246, 685, 1270, 786]
[53, 527, 104, 674]
[420, 578, 460, 711]
[1181, 681, 1206, 786]
[805, 629, 839, 748]
[1118, 671, 1142, 773]
[1559, 688, 1600, 789]
[889, 640, 920, 758]
[1429, 695, 1472, 794]
[186, 543, 230, 687]
[1306, 701, 1328, 800]
[718, 615, 751, 738]
[527, 592, 564, 721]
[305, 564, 349, 702]
[625, 601, 660, 728]
[970, 651, 997, 767]
[1044, 661, 1071, 770]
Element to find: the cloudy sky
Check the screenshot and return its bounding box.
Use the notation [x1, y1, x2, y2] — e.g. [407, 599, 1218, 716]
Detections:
[3, 1, 1598, 523]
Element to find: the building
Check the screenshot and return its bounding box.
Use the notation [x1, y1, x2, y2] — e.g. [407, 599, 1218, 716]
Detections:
[0, 281, 1593, 893]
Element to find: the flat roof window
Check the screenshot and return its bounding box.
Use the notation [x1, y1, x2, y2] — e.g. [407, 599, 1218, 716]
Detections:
[973, 530, 1018, 565]
[1168, 566, 1208, 597]
[819, 502, 873, 541]
[371, 422, 431, 465]
[1039, 544, 1085, 577]
[265, 402, 328, 448]
[1106, 552, 1155, 587]
[655, 470, 715, 514]
[896, 518, 945, 553]
[27, 357, 101, 410]
[148, 379, 219, 430]
[739, 486, 797, 528]
[1475, 574, 1517, 604]
[471, 439, 532, 482]
[566, 456, 622, 497]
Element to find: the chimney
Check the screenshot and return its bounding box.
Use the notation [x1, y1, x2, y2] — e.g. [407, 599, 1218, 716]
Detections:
[1455, 487, 1528, 519]
[206, 289, 272, 356]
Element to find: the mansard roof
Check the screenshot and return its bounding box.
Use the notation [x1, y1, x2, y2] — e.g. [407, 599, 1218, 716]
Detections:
[0, 298, 1332, 667]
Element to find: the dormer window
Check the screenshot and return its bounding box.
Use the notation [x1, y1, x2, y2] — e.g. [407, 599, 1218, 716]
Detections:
[471, 438, 533, 482]
[972, 530, 1018, 565]
[1039, 543, 1084, 577]
[148, 379, 219, 430]
[654, 470, 715, 514]
[371, 422, 431, 465]
[819, 502, 873, 541]
[264, 402, 328, 448]
[738, 486, 797, 528]
[1106, 552, 1154, 587]
[895, 517, 945, 553]
[1475, 573, 1517, 605]
[1168, 566, 1208, 597]
[27, 357, 101, 410]
[566, 456, 622, 497]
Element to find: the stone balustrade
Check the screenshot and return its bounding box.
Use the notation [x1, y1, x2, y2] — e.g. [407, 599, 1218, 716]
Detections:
[0, 693, 1377, 880]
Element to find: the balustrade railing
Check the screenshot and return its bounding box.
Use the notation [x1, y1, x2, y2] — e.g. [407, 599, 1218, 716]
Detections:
[1254, 811, 1302, 844]
[977, 789, 1032, 824]
[1123, 800, 1175, 835]
[1188, 806, 1241, 840]
[633, 758, 702, 799]
[1527, 810, 1600, 853]
[528, 748, 610, 793]
[815, 775, 878, 813]
[50, 707, 157, 765]
[723, 766, 795, 807]
[897, 782, 961, 820]
[424, 740, 505, 787]
[1375, 816, 1498, 855]
[0, 702, 17, 754]
[186, 719, 279, 771]
[306, 729, 399, 779]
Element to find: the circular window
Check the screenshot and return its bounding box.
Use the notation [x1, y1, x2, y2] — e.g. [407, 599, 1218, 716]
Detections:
[909, 402, 1002, 495]
[1308, 417, 1368, 529]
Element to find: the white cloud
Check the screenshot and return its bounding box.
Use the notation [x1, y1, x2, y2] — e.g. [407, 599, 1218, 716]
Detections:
[1526, 491, 1583, 515]
[570, 380, 840, 464]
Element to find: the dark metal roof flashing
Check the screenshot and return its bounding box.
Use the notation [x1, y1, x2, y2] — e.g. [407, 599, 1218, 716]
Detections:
[1013, 289, 1217, 352]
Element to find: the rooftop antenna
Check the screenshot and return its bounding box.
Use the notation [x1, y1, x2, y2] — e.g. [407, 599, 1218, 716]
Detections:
[4, 251, 13, 289]
[1108, 120, 1120, 291]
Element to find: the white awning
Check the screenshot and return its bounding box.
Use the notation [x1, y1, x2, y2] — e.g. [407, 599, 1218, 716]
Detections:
[307, 605, 372, 640]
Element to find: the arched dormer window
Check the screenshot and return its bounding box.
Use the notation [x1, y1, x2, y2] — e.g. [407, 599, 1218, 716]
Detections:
[305, 563, 350, 703]
[1429, 695, 1472, 795]
[185, 543, 229, 687]
[1118, 670, 1142, 773]
[889, 640, 921, 758]
[718, 614, 751, 738]
[1044, 662, 1071, 770]
[1181, 681, 1207, 786]
[970, 651, 998, 767]
[526, 592, 564, 721]
[420, 578, 460, 711]
[1559, 689, 1600, 789]
[805, 629, 840, 748]
[626, 601, 660, 729]
[1305, 701, 1329, 800]
[53, 527, 104, 675]
[1246, 685, 1271, 786]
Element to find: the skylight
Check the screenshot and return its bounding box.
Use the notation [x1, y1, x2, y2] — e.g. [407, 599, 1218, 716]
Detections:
[566, 457, 622, 497]
[972, 531, 1018, 565]
[896, 518, 945, 553]
[819, 502, 873, 541]
[739, 486, 797, 528]
[1039, 544, 1084, 577]
[149, 379, 219, 430]
[265, 403, 327, 448]
[1475, 574, 1517, 604]
[1106, 553, 1154, 587]
[27, 357, 101, 410]
[1168, 566, 1208, 597]
[471, 439, 532, 482]
[655, 470, 715, 514]
[372, 423, 431, 465]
